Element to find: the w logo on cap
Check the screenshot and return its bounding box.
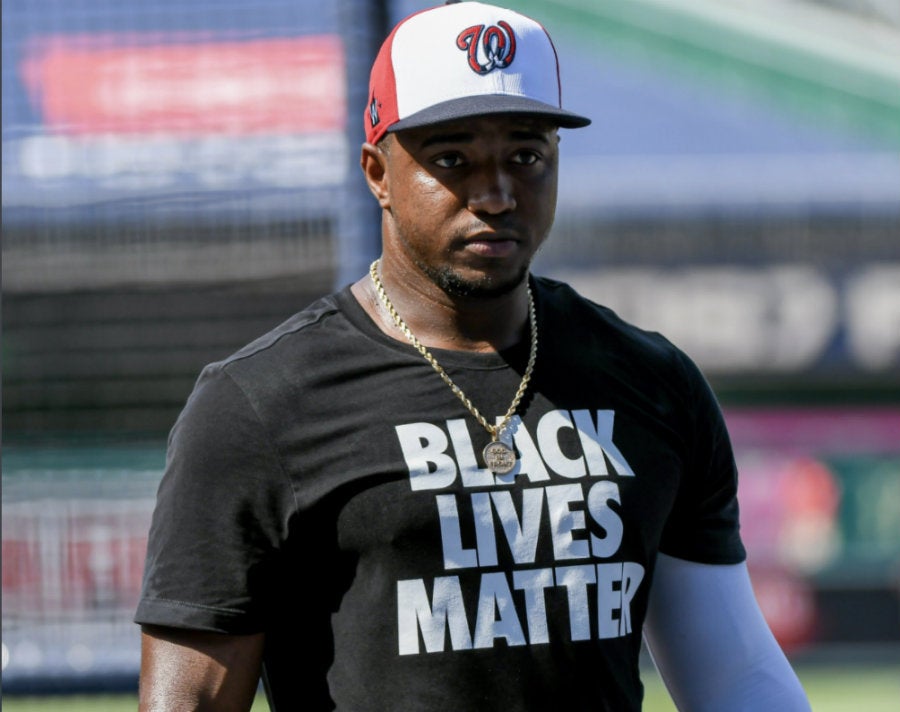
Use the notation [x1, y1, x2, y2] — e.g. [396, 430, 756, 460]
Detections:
[456, 21, 517, 75]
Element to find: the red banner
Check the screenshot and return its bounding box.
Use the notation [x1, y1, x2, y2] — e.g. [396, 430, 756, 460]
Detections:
[21, 35, 346, 135]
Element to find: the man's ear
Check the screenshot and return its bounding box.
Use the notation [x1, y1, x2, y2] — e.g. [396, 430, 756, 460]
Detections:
[360, 142, 390, 208]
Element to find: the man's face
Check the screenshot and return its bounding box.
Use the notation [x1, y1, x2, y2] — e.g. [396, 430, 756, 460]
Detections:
[374, 115, 560, 298]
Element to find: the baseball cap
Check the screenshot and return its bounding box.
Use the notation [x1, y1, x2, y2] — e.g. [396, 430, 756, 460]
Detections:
[364, 0, 591, 144]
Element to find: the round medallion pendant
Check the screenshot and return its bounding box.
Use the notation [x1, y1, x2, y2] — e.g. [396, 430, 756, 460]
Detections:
[483, 441, 517, 475]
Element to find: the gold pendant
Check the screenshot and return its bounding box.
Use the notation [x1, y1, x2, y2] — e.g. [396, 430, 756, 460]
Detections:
[483, 441, 517, 475]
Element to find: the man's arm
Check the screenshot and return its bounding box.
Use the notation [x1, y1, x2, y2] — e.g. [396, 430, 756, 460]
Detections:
[644, 553, 811, 712]
[139, 625, 265, 712]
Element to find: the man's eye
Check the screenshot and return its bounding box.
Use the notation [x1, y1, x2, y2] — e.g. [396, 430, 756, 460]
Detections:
[511, 150, 540, 166]
[433, 154, 465, 168]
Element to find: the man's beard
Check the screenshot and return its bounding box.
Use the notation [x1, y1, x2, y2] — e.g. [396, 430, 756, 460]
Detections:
[422, 262, 529, 299]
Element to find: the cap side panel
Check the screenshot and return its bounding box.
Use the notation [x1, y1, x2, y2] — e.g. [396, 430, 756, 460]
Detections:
[539, 23, 564, 108]
[366, 23, 403, 144]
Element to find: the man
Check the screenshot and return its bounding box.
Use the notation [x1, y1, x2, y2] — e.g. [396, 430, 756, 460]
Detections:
[136, 2, 812, 710]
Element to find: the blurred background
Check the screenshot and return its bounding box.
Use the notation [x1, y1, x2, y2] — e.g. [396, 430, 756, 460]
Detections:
[2, 0, 899, 707]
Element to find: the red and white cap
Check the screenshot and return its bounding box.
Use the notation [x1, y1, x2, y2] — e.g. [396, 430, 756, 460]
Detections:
[365, 1, 591, 144]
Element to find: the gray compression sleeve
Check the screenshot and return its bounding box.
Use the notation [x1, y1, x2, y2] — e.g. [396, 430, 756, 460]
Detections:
[643, 553, 812, 712]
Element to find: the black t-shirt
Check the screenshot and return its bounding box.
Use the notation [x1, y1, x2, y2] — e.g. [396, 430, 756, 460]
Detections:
[135, 276, 745, 711]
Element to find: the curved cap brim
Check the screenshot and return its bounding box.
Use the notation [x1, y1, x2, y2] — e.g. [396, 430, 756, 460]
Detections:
[388, 94, 591, 134]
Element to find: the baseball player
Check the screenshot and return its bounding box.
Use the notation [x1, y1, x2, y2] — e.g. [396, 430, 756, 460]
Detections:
[136, 3, 812, 710]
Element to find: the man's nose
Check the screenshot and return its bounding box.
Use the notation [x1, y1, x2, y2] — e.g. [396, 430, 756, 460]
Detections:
[467, 165, 516, 215]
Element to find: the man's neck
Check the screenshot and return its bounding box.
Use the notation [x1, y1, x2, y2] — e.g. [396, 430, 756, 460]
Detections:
[350, 265, 532, 353]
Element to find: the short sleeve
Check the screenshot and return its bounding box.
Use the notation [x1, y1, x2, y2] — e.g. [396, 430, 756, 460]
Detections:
[135, 363, 296, 633]
[658, 351, 746, 565]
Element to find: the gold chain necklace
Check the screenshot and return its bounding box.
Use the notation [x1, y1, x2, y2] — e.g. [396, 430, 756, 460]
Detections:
[369, 259, 537, 474]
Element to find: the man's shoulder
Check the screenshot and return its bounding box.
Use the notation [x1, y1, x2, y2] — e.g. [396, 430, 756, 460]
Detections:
[226, 290, 345, 364]
[197, 289, 353, 389]
[534, 274, 689, 370]
[535, 275, 665, 339]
